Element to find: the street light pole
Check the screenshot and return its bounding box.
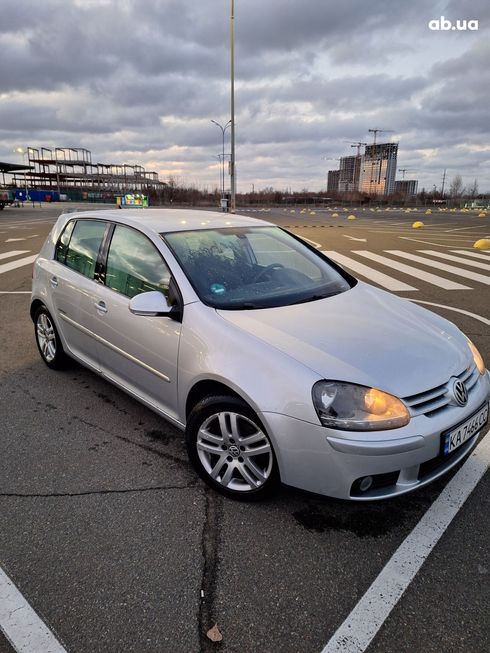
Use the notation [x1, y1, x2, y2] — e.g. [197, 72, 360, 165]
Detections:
[230, 0, 236, 213]
[211, 119, 231, 210]
[14, 147, 29, 200]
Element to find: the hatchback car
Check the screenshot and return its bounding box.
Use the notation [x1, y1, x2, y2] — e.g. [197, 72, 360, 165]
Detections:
[31, 209, 489, 500]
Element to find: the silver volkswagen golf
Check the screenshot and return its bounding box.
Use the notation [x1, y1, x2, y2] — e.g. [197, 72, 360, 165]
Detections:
[31, 209, 489, 500]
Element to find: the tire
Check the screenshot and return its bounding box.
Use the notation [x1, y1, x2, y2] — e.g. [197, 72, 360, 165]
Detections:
[186, 395, 280, 500]
[34, 306, 68, 370]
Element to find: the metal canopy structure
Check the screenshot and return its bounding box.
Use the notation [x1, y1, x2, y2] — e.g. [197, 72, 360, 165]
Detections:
[0, 161, 34, 185]
[7, 147, 165, 195]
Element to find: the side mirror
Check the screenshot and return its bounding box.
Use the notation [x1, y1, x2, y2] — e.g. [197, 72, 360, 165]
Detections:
[129, 291, 174, 317]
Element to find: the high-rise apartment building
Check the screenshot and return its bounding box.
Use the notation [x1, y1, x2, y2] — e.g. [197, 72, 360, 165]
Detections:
[338, 155, 362, 193]
[394, 179, 418, 197]
[327, 169, 340, 193]
[359, 143, 398, 195]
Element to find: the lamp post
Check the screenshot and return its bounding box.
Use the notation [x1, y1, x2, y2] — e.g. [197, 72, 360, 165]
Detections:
[230, 0, 236, 213]
[211, 119, 231, 210]
[14, 147, 29, 201]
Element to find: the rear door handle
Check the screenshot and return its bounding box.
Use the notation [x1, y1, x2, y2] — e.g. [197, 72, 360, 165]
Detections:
[95, 300, 108, 314]
[50, 276, 58, 288]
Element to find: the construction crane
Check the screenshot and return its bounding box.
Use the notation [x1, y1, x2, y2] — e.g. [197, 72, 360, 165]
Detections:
[347, 142, 367, 156]
[398, 168, 415, 179]
[368, 128, 394, 146]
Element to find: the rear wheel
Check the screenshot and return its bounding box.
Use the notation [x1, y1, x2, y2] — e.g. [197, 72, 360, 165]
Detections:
[186, 395, 279, 500]
[34, 306, 67, 370]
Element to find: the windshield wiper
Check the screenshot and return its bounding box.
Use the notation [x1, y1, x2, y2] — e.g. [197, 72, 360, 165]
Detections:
[288, 291, 339, 305]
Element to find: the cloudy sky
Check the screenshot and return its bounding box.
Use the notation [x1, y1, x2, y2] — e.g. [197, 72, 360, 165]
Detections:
[1, 0, 489, 193]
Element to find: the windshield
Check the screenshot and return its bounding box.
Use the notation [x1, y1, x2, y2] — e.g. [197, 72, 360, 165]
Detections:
[163, 226, 353, 309]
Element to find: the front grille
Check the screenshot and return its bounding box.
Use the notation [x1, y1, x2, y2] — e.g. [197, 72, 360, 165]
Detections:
[403, 365, 479, 418]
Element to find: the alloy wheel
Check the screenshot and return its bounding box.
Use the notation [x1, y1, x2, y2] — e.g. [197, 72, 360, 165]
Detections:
[36, 313, 57, 363]
[196, 411, 273, 492]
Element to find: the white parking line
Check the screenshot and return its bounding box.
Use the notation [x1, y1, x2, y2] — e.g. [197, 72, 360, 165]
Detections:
[0, 251, 30, 261]
[399, 237, 477, 248]
[0, 255, 37, 275]
[445, 225, 484, 232]
[322, 428, 490, 653]
[0, 566, 68, 652]
[409, 300, 490, 326]
[323, 251, 417, 292]
[300, 235, 323, 249]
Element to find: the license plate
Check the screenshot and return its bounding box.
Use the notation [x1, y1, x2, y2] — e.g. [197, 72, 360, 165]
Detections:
[442, 403, 489, 455]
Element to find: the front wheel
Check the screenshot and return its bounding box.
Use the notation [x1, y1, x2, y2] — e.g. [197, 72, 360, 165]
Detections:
[186, 395, 279, 500]
[34, 306, 67, 369]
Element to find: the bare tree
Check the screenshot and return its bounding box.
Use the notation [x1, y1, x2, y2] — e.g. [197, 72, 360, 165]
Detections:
[468, 178, 479, 198]
[449, 174, 465, 198]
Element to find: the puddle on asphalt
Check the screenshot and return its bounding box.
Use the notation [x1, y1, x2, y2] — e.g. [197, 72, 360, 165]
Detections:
[292, 504, 407, 537]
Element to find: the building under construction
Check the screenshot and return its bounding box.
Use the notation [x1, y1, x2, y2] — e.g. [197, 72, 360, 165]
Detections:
[10, 147, 166, 197]
[394, 179, 418, 198]
[338, 155, 362, 193]
[359, 143, 398, 196]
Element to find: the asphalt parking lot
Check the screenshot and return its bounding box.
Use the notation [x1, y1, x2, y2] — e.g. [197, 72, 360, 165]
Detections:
[1, 203, 489, 653]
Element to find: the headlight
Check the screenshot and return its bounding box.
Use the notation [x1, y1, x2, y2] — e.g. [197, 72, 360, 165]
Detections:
[467, 339, 486, 375]
[312, 381, 410, 431]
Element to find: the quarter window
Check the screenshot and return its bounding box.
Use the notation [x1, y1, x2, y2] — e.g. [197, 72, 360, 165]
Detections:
[65, 220, 107, 279]
[55, 220, 75, 264]
[105, 225, 171, 299]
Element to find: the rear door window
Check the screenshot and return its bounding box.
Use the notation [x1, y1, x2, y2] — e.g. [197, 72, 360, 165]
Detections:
[64, 220, 107, 279]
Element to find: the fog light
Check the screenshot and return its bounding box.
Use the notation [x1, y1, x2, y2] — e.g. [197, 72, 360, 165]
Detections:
[359, 476, 373, 492]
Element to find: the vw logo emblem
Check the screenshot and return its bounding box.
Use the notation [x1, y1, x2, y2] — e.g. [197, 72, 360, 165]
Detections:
[452, 379, 468, 406]
[228, 445, 240, 457]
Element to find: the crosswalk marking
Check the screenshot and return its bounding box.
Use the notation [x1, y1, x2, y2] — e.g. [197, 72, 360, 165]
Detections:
[385, 250, 490, 286]
[323, 251, 417, 291]
[352, 251, 471, 291]
[418, 250, 490, 272]
[0, 250, 30, 261]
[0, 254, 37, 275]
[451, 249, 490, 261]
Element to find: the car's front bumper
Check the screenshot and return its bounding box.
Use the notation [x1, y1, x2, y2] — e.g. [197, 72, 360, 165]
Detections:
[260, 371, 490, 500]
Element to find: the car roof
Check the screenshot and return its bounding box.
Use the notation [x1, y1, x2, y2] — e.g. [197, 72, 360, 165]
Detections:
[60, 208, 273, 233]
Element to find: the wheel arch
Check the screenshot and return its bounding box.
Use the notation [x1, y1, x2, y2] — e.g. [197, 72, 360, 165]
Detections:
[185, 379, 255, 421]
[30, 298, 45, 322]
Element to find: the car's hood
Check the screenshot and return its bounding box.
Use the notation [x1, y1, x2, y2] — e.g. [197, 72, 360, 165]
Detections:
[217, 282, 472, 398]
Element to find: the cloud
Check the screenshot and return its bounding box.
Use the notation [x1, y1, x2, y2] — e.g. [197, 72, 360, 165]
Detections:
[0, 0, 489, 192]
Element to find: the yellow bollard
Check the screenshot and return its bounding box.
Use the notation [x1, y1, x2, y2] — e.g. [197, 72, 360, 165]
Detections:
[331, 212, 339, 217]
[412, 221, 424, 229]
[478, 212, 487, 218]
[474, 238, 490, 249]
[347, 215, 356, 220]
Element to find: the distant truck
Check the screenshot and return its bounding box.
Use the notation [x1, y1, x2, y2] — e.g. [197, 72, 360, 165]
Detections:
[0, 189, 15, 210]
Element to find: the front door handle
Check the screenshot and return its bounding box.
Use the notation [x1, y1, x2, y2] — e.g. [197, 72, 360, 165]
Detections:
[95, 300, 108, 314]
[50, 276, 58, 288]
